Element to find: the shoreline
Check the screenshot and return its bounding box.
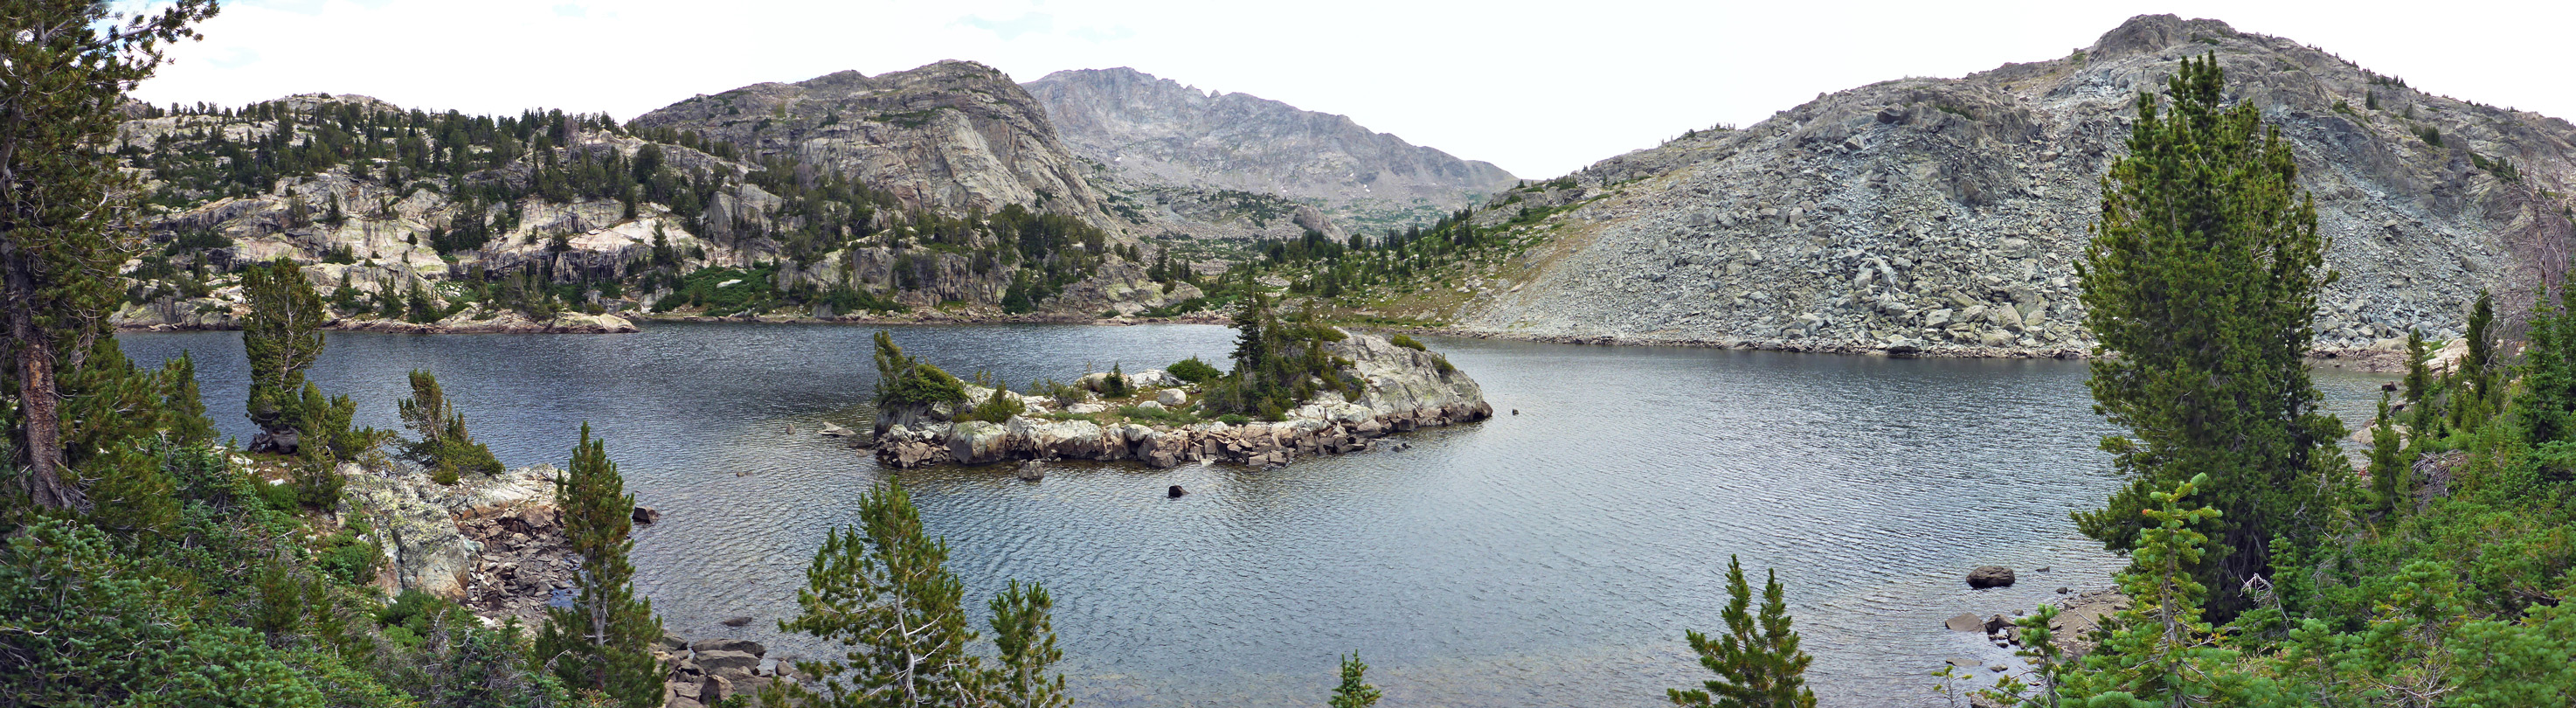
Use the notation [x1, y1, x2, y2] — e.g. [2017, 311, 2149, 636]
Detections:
[117, 311, 2414, 373]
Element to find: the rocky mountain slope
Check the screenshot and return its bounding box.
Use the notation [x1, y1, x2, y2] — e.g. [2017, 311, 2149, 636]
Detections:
[1024, 67, 1518, 235]
[113, 71, 1201, 330]
[1416, 15, 2575, 358]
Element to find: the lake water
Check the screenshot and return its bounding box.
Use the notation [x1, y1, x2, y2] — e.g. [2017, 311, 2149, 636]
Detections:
[118, 323, 2395, 707]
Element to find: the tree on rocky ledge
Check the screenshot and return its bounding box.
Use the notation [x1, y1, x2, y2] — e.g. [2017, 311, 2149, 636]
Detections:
[2073, 52, 2343, 618]
[2, 0, 218, 510]
[242, 257, 328, 441]
[398, 370, 504, 484]
[535, 423, 664, 708]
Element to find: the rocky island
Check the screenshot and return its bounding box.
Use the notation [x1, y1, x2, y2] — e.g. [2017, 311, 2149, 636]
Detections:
[869, 313, 1490, 469]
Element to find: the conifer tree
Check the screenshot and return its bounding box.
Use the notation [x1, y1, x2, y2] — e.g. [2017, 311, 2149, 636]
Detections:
[241, 257, 327, 439]
[987, 580, 1070, 708]
[2367, 392, 2409, 519]
[2072, 53, 2344, 615]
[2057, 474, 2265, 705]
[534, 424, 663, 708]
[1670, 556, 1816, 708]
[2451, 291, 2501, 431]
[398, 370, 503, 484]
[2, 0, 218, 510]
[778, 480, 982, 707]
[2403, 328, 2437, 441]
[157, 351, 216, 447]
[2517, 287, 2576, 446]
[1329, 652, 1382, 708]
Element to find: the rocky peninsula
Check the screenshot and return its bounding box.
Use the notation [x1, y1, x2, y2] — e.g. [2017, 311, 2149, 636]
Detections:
[869, 328, 1492, 469]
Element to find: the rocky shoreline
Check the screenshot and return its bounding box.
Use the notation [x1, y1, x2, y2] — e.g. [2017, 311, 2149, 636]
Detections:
[1404, 324, 2428, 374]
[870, 329, 1492, 469]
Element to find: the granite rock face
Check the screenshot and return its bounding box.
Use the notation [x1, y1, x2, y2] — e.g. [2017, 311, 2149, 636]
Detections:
[633, 60, 1116, 232]
[1024, 67, 1517, 233]
[1443, 15, 2576, 360]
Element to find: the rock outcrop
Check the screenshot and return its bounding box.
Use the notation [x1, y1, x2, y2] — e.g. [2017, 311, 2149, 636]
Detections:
[1024, 67, 1517, 233]
[339, 462, 564, 608]
[872, 330, 1490, 469]
[1435, 15, 2576, 360]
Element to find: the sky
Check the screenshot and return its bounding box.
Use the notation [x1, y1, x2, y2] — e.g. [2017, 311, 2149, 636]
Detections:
[132, 0, 2576, 179]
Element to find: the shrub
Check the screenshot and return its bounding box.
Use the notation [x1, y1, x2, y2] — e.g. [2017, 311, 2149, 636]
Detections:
[1215, 414, 1250, 426]
[956, 382, 1027, 423]
[1167, 357, 1222, 384]
[873, 331, 967, 407]
[1102, 364, 1130, 399]
[1388, 334, 1428, 351]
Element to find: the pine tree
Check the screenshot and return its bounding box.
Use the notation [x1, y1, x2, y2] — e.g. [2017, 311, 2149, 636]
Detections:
[398, 370, 503, 484]
[778, 481, 981, 707]
[2, 0, 219, 510]
[1328, 652, 1382, 708]
[2451, 291, 2501, 432]
[2057, 474, 2256, 705]
[987, 580, 1070, 708]
[1670, 556, 1817, 708]
[241, 257, 327, 438]
[534, 424, 664, 708]
[2517, 287, 2576, 446]
[2367, 392, 2410, 519]
[2072, 53, 2344, 616]
[157, 351, 216, 447]
[2403, 328, 2437, 441]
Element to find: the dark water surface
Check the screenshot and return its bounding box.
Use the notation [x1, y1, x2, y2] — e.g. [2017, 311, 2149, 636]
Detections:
[119, 323, 2394, 707]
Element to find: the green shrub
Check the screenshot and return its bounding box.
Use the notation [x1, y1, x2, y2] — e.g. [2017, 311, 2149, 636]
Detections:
[1118, 405, 1201, 427]
[873, 331, 967, 407]
[1102, 364, 1130, 399]
[1167, 357, 1222, 384]
[1388, 334, 1428, 351]
[1215, 414, 1250, 426]
[955, 381, 1028, 423]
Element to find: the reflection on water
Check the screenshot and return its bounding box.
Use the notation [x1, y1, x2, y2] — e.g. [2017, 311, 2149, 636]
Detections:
[119, 323, 2394, 707]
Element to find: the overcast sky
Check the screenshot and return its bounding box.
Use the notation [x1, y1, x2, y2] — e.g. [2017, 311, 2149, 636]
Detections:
[132, 0, 2576, 179]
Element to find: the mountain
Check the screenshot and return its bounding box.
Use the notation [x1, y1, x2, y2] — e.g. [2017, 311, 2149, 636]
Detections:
[1022, 67, 1518, 235]
[1383, 14, 2575, 358]
[631, 60, 1118, 233]
[110, 69, 1202, 331]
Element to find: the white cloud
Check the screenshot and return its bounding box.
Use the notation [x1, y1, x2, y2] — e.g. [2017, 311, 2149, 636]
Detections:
[954, 12, 1056, 40]
[132, 0, 2576, 179]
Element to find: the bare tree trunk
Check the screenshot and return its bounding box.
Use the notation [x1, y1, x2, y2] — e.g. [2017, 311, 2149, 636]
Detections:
[3, 245, 80, 510]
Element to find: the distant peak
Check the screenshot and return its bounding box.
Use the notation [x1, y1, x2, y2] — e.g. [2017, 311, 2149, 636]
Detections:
[2090, 14, 2239, 59]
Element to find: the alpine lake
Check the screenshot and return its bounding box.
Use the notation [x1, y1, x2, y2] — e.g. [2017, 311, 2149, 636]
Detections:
[120, 323, 2397, 707]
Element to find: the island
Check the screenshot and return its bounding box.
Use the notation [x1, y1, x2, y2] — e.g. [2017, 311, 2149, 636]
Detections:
[867, 315, 1492, 469]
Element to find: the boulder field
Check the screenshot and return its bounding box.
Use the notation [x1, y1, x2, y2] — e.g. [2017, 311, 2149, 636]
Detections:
[871, 330, 1492, 469]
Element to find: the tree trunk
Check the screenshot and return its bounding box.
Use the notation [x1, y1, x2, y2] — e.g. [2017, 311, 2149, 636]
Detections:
[3, 246, 80, 510]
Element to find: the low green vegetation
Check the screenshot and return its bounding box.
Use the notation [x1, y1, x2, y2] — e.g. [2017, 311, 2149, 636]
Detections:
[1165, 356, 1222, 384]
[873, 330, 968, 407]
[1198, 293, 1362, 420]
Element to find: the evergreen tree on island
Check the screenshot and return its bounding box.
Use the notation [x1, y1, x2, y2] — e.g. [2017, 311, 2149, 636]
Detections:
[2072, 53, 2343, 617]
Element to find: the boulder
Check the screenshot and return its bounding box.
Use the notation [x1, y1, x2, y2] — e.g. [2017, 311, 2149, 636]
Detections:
[693, 649, 762, 678]
[632, 506, 661, 524]
[1015, 460, 1046, 481]
[1167, 485, 1187, 498]
[1967, 566, 2017, 589]
[690, 638, 765, 656]
[819, 422, 855, 437]
[1945, 613, 1984, 631]
[1156, 388, 1188, 406]
[719, 615, 753, 627]
[947, 420, 1010, 464]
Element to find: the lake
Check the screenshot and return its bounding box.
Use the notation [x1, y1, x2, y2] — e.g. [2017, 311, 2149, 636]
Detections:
[117, 323, 2395, 707]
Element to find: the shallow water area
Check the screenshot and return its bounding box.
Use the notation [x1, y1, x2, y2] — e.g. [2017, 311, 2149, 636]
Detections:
[120, 323, 2395, 707]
